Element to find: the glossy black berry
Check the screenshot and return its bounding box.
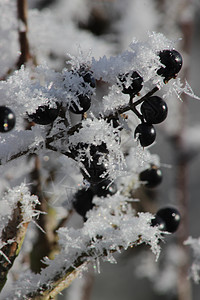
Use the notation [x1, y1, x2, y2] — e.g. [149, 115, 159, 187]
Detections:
[82, 144, 109, 183]
[28, 104, 60, 125]
[73, 188, 94, 219]
[139, 165, 162, 188]
[119, 71, 143, 96]
[94, 179, 117, 197]
[157, 49, 183, 82]
[81, 159, 108, 184]
[71, 142, 109, 184]
[141, 96, 168, 124]
[69, 94, 91, 114]
[151, 215, 166, 231]
[0, 106, 16, 133]
[82, 70, 96, 88]
[156, 207, 181, 233]
[134, 123, 156, 147]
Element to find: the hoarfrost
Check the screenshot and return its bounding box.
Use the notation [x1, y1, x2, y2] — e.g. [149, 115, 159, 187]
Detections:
[3, 193, 162, 299]
[185, 237, 200, 284]
[0, 183, 40, 235]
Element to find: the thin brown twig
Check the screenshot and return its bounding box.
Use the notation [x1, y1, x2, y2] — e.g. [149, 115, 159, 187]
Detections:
[16, 0, 32, 69]
[0, 202, 29, 292]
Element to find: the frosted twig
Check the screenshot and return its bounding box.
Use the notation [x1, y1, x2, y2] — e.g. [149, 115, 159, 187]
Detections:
[0, 203, 29, 292]
[0, 86, 159, 166]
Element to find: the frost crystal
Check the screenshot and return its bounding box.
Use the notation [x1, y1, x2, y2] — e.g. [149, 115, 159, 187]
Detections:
[184, 237, 200, 283]
[0, 184, 40, 234]
[3, 193, 162, 299]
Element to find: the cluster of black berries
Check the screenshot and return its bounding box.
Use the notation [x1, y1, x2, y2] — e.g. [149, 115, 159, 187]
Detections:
[73, 179, 117, 220]
[28, 67, 96, 124]
[118, 49, 182, 148]
[26, 49, 182, 230]
[27, 49, 182, 138]
[134, 95, 168, 147]
[0, 106, 16, 133]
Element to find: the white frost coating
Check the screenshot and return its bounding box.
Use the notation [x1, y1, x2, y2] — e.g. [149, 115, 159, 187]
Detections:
[3, 193, 162, 299]
[0, 183, 40, 248]
[184, 237, 200, 283]
[165, 78, 200, 102]
[91, 32, 174, 84]
[68, 117, 126, 181]
[0, 126, 46, 165]
[0, 32, 187, 132]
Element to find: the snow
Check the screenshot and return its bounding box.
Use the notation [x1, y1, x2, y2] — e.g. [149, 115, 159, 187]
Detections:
[2, 193, 162, 299]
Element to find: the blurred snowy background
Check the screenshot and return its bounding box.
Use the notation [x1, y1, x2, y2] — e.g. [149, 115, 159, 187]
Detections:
[1, 0, 200, 299]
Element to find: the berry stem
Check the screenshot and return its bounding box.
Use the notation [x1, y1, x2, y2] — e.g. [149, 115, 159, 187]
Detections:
[104, 85, 160, 122]
[131, 86, 160, 107]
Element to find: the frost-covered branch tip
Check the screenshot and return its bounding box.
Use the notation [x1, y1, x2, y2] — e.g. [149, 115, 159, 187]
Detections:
[0, 184, 40, 292]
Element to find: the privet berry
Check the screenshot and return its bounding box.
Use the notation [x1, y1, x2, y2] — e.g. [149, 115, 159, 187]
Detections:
[107, 117, 123, 131]
[152, 207, 181, 233]
[141, 96, 168, 124]
[73, 187, 94, 220]
[0, 106, 16, 133]
[69, 94, 91, 114]
[81, 70, 96, 89]
[157, 49, 183, 82]
[151, 215, 166, 231]
[94, 179, 117, 197]
[139, 165, 162, 188]
[134, 123, 156, 147]
[28, 104, 60, 125]
[118, 71, 143, 96]
[71, 142, 109, 184]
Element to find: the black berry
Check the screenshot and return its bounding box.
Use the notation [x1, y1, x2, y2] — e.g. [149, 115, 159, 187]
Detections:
[134, 123, 156, 147]
[157, 49, 183, 82]
[28, 104, 60, 125]
[94, 179, 117, 197]
[156, 207, 181, 233]
[141, 96, 168, 124]
[82, 70, 96, 89]
[151, 215, 166, 231]
[69, 94, 91, 114]
[71, 142, 109, 184]
[119, 71, 143, 96]
[107, 117, 123, 131]
[81, 162, 108, 184]
[0, 106, 16, 133]
[73, 187, 94, 219]
[139, 165, 162, 188]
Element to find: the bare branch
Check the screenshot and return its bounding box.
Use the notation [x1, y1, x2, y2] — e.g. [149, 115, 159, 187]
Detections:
[0, 203, 29, 292]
